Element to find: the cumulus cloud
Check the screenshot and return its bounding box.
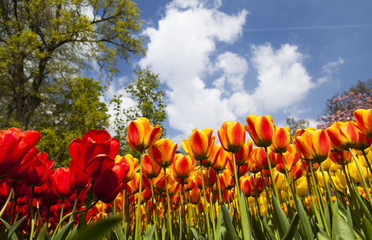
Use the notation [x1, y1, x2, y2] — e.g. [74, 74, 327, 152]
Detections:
[250, 43, 314, 112]
[317, 57, 344, 84]
[138, 0, 317, 143]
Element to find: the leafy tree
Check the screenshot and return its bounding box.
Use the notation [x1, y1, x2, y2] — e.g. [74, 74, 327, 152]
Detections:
[0, 0, 145, 129]
[36, 76, 109, 166]
[286, 117, 309, 138]
[317, 79, 372, 129]
[111, 68, 167, 156]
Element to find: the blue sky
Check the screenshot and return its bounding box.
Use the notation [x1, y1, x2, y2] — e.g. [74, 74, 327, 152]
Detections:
[105, 0, 372, 144]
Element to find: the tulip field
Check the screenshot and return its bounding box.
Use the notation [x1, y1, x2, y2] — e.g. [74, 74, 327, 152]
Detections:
[1, 109, 372, 240]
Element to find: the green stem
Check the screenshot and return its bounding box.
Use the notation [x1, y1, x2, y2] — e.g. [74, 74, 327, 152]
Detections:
[200, 165, 212, 240]
[207, 168, 217, 240]
[164, 167, 174, 240]
[0, 188, 14, 219]
[319, 165, 335, 216]
[232, 153, 250, 240]
[29, 187, 35, 240]
[310, 163, 330, 236]
[349, 148, 372, 208]
[69, 190, 80, 223]
[150, 179, 159, 240]
[135, 152, 144, 240]
[216, 172, 223, 205]
[264, 147, 280, 201]
[279, 153, 298, 209]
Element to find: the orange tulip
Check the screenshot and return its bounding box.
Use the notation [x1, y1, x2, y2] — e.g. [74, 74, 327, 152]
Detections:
[195, 168, 216, 188]
[274, 145, 299, 174]
[221, 170, 235, 190]
[182, 128, 215, 161]
[189, 185, 201, 204]
[148, 138, 177, 168]
[329, 150, 352, 166]
[245, 114, 275, 148]
[212, 146, 230, 172]
[234, 140, 254, 166]
[291, 160, 306, 180]
[353, 125, 372, 151]
[354, 109, 372, 137]
[119, 154, 139, 182]
[142, 154, 162, 179]
[218, 121, 246, 153]
[251, 147, 276, 170]
[270, 126, 291, 153]
[326, 121, 359, 151]
[126, 117, 162, 152]
[226, 158, 250, 177]
[294, 129, 330, 163]
[171, 154, 195, 180]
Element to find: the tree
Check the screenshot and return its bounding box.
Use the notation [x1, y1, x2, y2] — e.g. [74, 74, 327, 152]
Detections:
[36, 76, 109, 166]
[286, 117, 309, 138]
[0, 0, 145, 129]
[111, 68, 167, 156]
[317, 79, 372, 129]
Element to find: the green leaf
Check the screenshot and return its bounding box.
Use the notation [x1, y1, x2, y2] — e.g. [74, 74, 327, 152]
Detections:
[77, 212, 87, 232]
[70, 215, 121, 240]
[114, 221, 126, 240]
[53, 222, 74, 240]
[143, 223, 156, 240]
[297, 200, 314, 240]
[272, 194, 290, 238]
[161, 221, 167, 240]
[239, 192, 252, 240]
[222, 205, 240, 240]
[282, 213, 299, 240]
[37, 223, 48, 240]
[318, 232, 332, 240]
[0, 216, 26, 240]
[251, 214, 265, 240]
[261, 215, 276, 240]
[216, 207, 226, 240]
[190, 227, 200, 240]
[332, 213, 355, 240]
[361, 217, 372, 240]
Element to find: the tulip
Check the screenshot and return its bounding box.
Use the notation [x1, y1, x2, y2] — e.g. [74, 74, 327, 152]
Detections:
[69, 129, 119, 178]
[48, 167, 73, 200]
[294, 128, 330, 163]
[127, 117, 162, 152]
[171, 154, 195, 180]
[295, 177, 308, 197]
[252, 147, 276, 170]
[354, 109, 372, 137]
[291, 160, 306, 180]
[212, 146, 230, 172]
[189, 186, 201, 204]
[148, 138, 177, 168]
[270, 126, 291, 153]
[234, 140, 254, 166]
[326, 121, 359, 151]
[69, 158, 91, 192]
[218, 121, 246, 153]
[329, 151, 352, 166]
[25, 152, 53, 187]
[182, 128, 215, 161]
[93, 159, 130, 203]
[120, 154, 139, 182]
[275, 145, 299, 174]
[142, 154, 162, 180]
[221, 170, 235, 190]
[245, 115, 275, 148]
[0, 128, 41, 178]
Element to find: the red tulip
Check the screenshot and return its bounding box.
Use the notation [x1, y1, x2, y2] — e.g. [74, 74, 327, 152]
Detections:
[25, 152, 53, 187]
[0, 128, 40, 177]
[69, 129, 119, 178]
[48, 167, 73, 200]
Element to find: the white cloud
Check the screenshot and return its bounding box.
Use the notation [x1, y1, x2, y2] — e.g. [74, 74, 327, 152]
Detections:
[138, 0, 317, 144]
[317, 57, 344, 84]
[139, 1, 248, 140]
[250, 43, 314, 112]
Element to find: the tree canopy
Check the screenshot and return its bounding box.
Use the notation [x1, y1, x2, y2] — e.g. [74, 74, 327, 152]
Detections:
[0, 0, 145, 129]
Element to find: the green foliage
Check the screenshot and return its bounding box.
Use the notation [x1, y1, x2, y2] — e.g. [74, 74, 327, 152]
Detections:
[286, 117, 309, 138]
[0, 0, 145, 164]
[36, 76, 109, 165]
[111, 68, 167, 156]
